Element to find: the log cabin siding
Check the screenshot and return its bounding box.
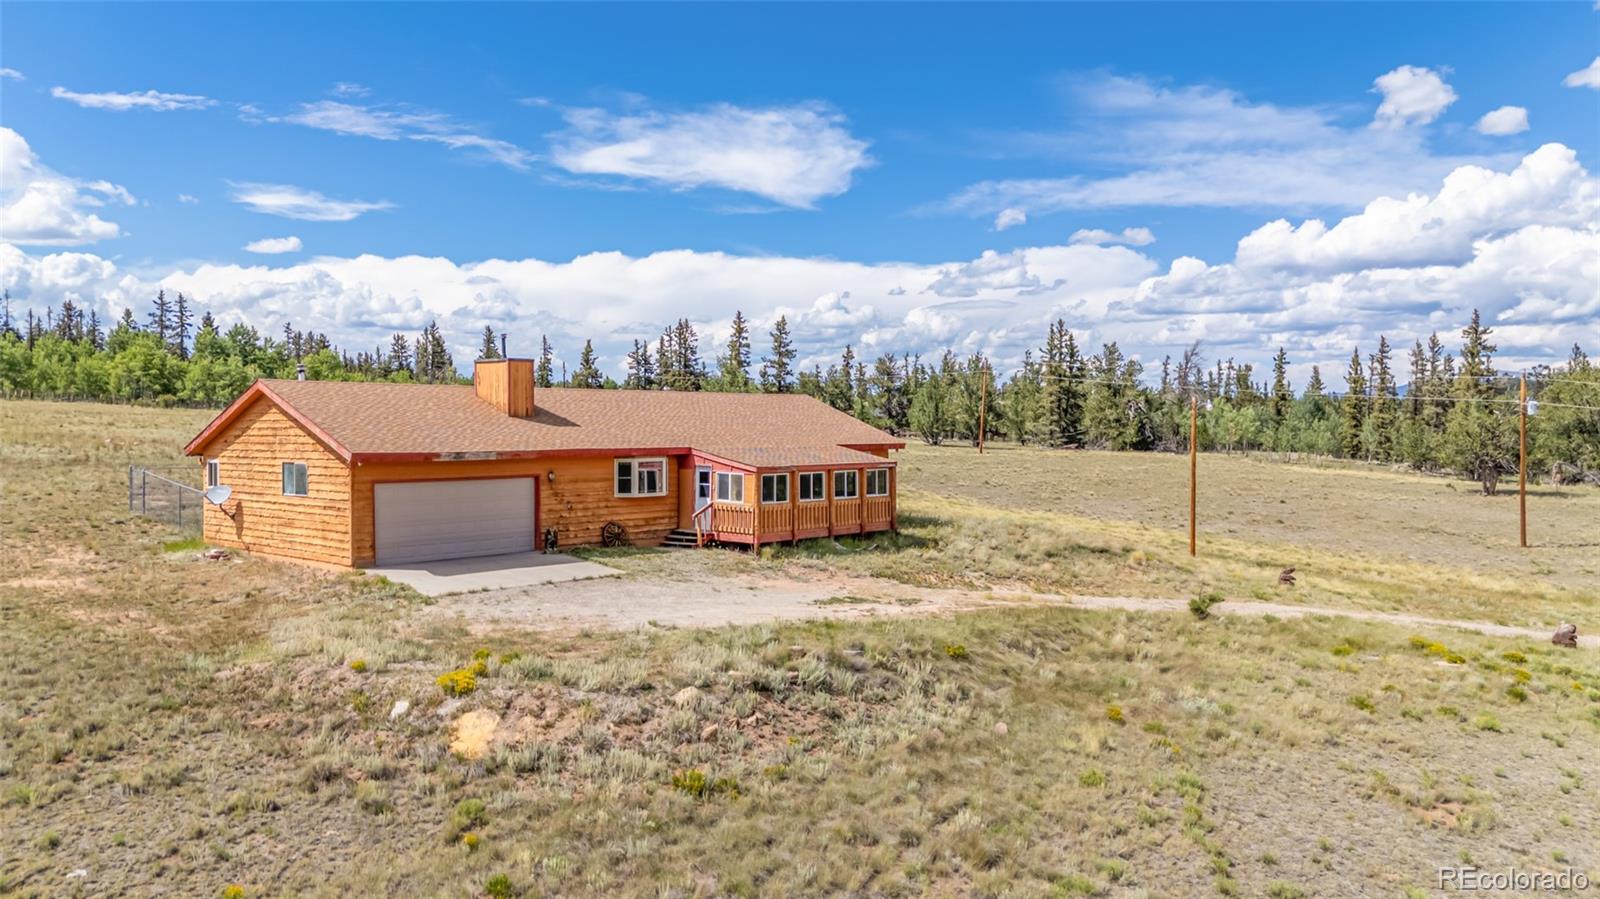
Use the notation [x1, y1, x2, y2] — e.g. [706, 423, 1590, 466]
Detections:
[350, 454, 678, 566]
[200, 400, 354, 565]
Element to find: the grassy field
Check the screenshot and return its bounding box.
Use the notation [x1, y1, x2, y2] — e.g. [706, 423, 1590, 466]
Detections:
[2, 399, 1598, 898]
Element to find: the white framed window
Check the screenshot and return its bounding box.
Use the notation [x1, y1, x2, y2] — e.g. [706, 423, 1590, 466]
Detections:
[798, 471, 825, 502]
[206, 459, 220, 488]
[833, 470, 858, 500]
[866, 468, 890, 497]
[615, 457, 667, 497]
[760, 473, 789, 505]
[716, 471, 744, 503]
[281, 462, 308, 496]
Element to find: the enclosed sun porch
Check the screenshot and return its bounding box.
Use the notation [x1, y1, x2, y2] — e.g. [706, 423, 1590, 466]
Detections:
[673, 446, 897, 547]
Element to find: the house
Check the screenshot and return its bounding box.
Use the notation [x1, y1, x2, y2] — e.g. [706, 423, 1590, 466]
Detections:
[183, 357, 904, 567]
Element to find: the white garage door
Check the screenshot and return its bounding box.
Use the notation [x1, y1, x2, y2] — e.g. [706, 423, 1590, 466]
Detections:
[374, 478, 536, 565]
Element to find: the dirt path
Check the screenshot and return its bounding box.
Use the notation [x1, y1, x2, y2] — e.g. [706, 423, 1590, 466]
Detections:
[424, 569, 1595, 649]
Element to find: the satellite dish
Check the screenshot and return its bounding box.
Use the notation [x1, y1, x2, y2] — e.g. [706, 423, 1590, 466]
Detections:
[204, 485, 233, 506]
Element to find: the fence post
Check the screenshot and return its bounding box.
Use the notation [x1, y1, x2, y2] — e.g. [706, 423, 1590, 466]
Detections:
[128, 465, 134, 512]
[141, 469, 147, 515]
[176, 480, 182, 528]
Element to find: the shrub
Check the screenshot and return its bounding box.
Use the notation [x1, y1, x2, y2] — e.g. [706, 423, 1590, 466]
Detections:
[1501, 651, 1527, 664]
[943, 643, 968, 660]
[1506, 685, 1528, 703]
[436, 669, 477, 697]
[671, 768, 708, 798]
[1079, 768, 1106, 787]
[220, 887, 246, 899]
[1331, 640, 1359, 657]
[484, 874, 515, 899]
[461, 832, 480, 852]
[349, 659, 368, 673]
[1189, 591, 1224, 620]
[1267, 883, 1307, 899]
[1348, 695, 1376, 713]
[1106, 705, 1125, 723]
[1474, 713, 1503, 732]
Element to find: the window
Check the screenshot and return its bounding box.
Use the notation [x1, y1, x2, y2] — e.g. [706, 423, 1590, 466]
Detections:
[281, 462, 308, 496]
[798, 471, 825, 502]
[833, 470, 858, 499]
[866, 468, 890, 497]
[716, 471, 744, 503]
[760, 473, 789, 504]
[615, 457, 667, 497]
[205, 459, 220, 488]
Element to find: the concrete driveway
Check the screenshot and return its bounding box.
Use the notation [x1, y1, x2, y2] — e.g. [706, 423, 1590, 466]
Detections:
[364, 552, 621, 597]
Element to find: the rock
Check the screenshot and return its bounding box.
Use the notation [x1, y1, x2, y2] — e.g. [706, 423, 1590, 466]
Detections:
[66, 869, 87, 880]
[436, 698, 463, 719]
[449, 709, 501, 760]
[202, 548, 230, 561]
[700, 723, 720, 742]
[993, 721, 1009, 736]
[672, 686, 701, 708]
[388, 699, 410, 721]
[1553, 623, 1579, 648]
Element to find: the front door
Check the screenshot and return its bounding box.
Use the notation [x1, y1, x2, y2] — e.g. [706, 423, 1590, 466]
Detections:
[694, 466, 713, 531]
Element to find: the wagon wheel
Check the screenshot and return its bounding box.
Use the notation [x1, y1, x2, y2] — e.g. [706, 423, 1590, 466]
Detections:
[600, 521, 628, 547]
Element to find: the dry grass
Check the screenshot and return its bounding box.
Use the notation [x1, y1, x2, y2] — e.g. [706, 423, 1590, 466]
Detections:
[2, 399, 1598, 897]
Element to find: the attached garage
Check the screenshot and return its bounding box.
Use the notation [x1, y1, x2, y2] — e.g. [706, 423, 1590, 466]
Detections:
[373, 477, 537, 565]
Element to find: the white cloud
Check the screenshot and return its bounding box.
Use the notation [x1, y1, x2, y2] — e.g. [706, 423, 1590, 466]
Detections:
[945, 73, 1498, 218]
[1371, 65, 1457, 128]
[4, 145, 1591, 381]
[229, 182, 394, 222]
[50, 86, 214, 112]
[1563, 57, 1600, 89]
[1475, 105, 1529, 136]
[276, 100, 536, 170]
[0, 68, 23, 81]
[244, 236, 303, 254]
[1128, 143, 1598, 365]
[0, 127, 133, 246]
[1070, 226, 1155, 247]
[549, 101, 872, 209]
[993, 208, 1027, 231]
[178, 194, 200, 205]
[332, 82, 370, 97]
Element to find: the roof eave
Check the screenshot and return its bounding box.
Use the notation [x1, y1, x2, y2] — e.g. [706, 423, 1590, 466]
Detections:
[184, 380, 355, 462]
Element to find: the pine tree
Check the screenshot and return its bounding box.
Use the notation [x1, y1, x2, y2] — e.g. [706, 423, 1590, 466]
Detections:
[148, 290, 173, 351]
[537, 335, 554, 388]
[387, 333, 412, 374]
[173, 292, 192, 358]
[1039, 319, 1086, 447]
[573, 339, 603, 388]
[868, 353, 908, 431]
[1304, 366, 1325, 398]
[1270, 347, 1292, 423]
[1340, 347, 1367, 458]
[624, 339, 656, 389]
[718, 310, 754, 391]
[1367, 336, 1397, 460]
[1444, 310, 1512, 493]
[0, 289, 12, 337]
[907, 366, 948, 445]
[667, 319, 704, 391]
[86, 309, 103, 350]
[479, 326, 501, 360]
[760, 316, 795, 393]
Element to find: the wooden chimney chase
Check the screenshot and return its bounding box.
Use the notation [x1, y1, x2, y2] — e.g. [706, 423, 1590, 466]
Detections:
[474, 359, 535, 417]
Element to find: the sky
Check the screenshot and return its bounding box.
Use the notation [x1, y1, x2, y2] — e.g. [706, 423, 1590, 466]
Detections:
[1, 2, 1597, 385]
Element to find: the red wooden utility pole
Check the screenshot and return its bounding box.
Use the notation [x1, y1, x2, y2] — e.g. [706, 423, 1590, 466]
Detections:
[1519, 372, 1528, 548]
[1189, 395, 1198, 557]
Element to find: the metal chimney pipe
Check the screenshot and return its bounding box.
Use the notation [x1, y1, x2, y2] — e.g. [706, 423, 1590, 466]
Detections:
[500, 332, 508, 358]
[296, 363, 307, 381]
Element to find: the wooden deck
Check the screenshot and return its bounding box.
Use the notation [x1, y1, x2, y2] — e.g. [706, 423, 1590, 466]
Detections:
[699, 465, 896, 546]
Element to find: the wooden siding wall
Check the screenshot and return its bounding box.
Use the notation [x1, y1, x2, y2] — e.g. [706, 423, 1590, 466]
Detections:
[350, 454, 678, 566]
[200, 401, 354, 565]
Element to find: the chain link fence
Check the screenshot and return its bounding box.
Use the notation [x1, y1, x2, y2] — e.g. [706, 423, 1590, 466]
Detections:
[128, 466, 204, 532]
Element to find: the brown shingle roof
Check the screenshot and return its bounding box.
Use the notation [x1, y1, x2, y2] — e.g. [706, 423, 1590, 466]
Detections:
[190, 379, 902, 468]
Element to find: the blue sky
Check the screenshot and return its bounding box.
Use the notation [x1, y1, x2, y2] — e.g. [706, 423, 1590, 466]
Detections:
[2, 2, 1597, 381]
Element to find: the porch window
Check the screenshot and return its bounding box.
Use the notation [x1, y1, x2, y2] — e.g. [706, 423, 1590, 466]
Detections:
[716, 471, 745, 503]
[798, 471, 825, 502]
[206, 459, 220, 488]
[866, 468, 890, 497]
[615, 457, 667, 497]
[281, 462, 308, 496]
[760, 473, 789, 504]
[833, 470, 858, 499]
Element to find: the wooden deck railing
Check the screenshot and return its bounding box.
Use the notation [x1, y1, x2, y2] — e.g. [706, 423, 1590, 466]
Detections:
[864, 495, 894, 529]
[711, 502, 754, 536]
[795, 501, 828, 533]
[832, 497, 862, 531]
[758, 503, 792, 536]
